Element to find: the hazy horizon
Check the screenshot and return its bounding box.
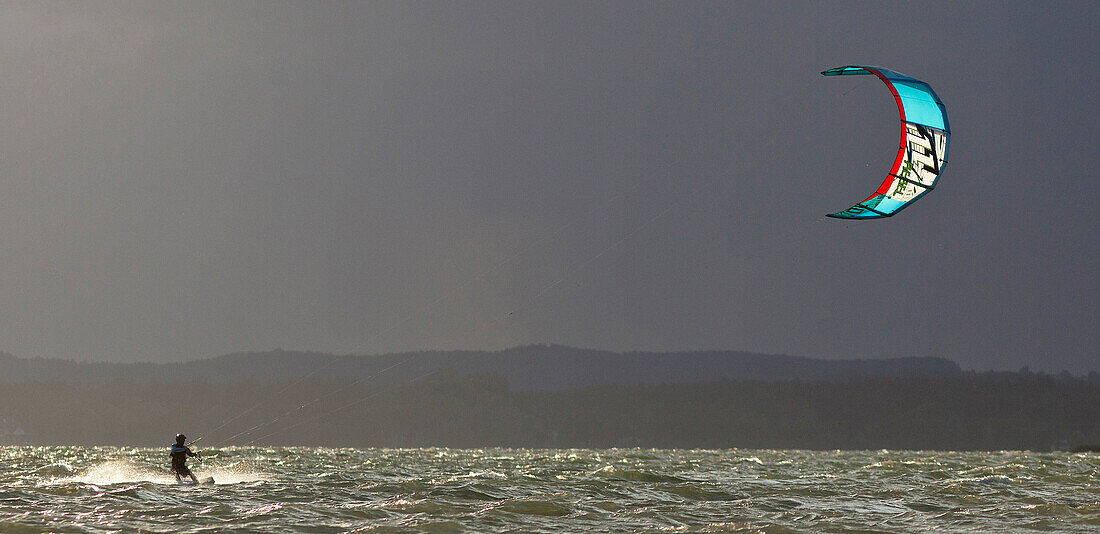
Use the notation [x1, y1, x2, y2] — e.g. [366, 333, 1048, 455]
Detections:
[1, 343, 1093, 377]
[0, 2, 1095, 373]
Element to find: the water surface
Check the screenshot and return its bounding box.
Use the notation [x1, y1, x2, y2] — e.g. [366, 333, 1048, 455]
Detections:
[1, 447, 1097, 533]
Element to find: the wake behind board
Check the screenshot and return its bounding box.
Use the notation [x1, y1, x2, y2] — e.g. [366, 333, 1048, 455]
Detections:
[179, 476, 215, 486]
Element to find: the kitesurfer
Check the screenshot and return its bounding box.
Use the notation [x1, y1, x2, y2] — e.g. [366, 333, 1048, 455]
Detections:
[170, 433, 199, 483]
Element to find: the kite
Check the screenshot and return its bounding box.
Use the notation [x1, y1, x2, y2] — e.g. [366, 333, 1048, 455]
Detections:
[822, 66, 950, 219]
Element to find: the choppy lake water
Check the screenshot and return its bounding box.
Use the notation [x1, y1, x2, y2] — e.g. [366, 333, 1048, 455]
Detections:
[1, 447, 1097, 533]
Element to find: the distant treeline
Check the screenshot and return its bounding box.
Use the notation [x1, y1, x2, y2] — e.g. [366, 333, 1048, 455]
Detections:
[0, 345, 966, 390]
[2, 370, 1097, 451]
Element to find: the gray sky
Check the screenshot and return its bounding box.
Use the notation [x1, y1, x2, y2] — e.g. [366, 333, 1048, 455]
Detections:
[0, 1, 1095, 372]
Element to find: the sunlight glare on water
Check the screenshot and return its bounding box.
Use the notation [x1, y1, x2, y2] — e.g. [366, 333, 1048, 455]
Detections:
[1, 447, 1097, 533]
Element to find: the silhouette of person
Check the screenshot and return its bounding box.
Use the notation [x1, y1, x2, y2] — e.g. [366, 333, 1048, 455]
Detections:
[169, 433, 199, 483]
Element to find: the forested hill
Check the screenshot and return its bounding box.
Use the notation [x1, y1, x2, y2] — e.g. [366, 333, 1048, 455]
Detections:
[0, 345, 961, 389]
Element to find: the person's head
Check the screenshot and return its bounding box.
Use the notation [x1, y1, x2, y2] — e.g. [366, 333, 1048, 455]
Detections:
[175, 434, 186, 445]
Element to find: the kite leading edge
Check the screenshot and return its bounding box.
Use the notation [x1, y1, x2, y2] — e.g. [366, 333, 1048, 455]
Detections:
[822, 66, 950, 219]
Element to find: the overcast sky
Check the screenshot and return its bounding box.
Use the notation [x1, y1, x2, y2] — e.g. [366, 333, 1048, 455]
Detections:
[0, 1, 1095, 372]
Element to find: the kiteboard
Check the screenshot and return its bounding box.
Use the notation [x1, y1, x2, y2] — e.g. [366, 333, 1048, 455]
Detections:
[179, 476, 215, 486]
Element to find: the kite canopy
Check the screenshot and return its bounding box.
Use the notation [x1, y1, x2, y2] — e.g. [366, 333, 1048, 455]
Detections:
[822, 66, 950, 219]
